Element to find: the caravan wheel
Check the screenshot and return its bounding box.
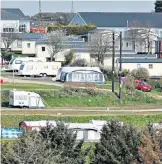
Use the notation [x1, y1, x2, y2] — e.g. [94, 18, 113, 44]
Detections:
[43, 73, 47, 77]
[40, 73, 43, 77]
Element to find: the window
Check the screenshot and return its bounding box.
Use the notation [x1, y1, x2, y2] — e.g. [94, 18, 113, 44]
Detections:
[3, 28, 14, 33]
[15, 60, 22, 64]
[149, 64, 153, 69]
[17, 40, 22, 48]
[126, 42, 129, 47]
[27, 43, 30, 48]
[44, 65, 48, 69]
[37, 60, 42, 62]
[19, 24, 26, 32]
[29, 60, 33, 62]
[20, 65, 24, 70]
[42, 47, 45, 51]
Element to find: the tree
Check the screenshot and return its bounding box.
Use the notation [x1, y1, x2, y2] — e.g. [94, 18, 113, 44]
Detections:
[47, 30, 66, 61]
[62, 50, 74, 66]
[91, 121, 141, 164]
[2, 122, 88, 164]
[131, 68, 149, 80]
[125, 20, 142, 50]
[71, 59, 88, 67]
[89, 31, 113, 66]
[137, 124, 162, 164]
[123, 74, 136, 96]
[1, 33, 20, 52]
[155, 0, 162, 12]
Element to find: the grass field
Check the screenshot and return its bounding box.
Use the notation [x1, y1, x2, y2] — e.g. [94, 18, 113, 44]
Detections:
[2, 114, 162, 129]
[1, 82, 61, 90]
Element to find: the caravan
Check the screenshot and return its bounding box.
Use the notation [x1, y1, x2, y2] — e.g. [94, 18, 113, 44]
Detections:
[8, 57, 46, 71]
[18, 62, 61, 77]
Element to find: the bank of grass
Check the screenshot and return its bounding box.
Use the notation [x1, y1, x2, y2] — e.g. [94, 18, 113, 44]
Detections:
[1, 82, 61, 90]
[2, 115, 162, 129]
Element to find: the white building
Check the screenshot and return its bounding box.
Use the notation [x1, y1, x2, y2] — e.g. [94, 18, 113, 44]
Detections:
[1, 8, 30, 33]
[117, 58, 162, 77]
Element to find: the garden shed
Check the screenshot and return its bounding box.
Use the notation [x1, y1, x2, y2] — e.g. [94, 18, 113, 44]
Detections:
[56, 67, 104, 84]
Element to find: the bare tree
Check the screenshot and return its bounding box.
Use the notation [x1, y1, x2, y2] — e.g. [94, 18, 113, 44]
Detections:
[138, 21, 155, 54]
[125, 20, 142, 50]
[88, 31, 113, 66]
[47, 30, 66, 61]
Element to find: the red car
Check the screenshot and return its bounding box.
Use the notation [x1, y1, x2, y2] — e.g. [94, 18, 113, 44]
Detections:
[134, 80, 152, 92]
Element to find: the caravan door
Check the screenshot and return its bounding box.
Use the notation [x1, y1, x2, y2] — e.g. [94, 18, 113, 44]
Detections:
[29, 96, 37, 108]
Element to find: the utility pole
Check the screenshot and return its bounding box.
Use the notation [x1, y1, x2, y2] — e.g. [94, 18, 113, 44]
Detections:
[39, 0, 42, 27]
[71, 1, 74, 13]
[112, 31, 115, 92]
[119, 32, 122, 99]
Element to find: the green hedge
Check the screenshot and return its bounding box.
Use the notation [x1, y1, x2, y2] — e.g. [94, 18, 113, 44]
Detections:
[47, 24, 96, 35]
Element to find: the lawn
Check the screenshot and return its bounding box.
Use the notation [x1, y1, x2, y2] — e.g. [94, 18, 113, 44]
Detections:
[1, 82, 61, 90]
[2, 114, 162, 129]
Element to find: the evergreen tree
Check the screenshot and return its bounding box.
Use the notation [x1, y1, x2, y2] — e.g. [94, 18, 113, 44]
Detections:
[91, 121, 141, 164]
[155, 0, 162, 12]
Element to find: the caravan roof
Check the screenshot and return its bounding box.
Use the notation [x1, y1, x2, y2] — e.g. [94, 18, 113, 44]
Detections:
[61, 67, 102, 73]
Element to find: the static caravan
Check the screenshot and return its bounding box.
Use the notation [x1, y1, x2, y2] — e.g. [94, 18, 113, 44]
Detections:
[8, 57, 46, 71]
[18, 62, 61, 77]
[117, 58, 162, 77]
[9, 90, 45, 108]
[19, 120, 102, 142]
[56, 67, 104, 84]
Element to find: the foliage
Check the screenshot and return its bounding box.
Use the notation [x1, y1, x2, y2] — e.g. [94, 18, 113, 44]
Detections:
[155, 0, 162, 12]
[62, 51, 74, 66]
[138, 124, 162, 164]
[1, 51, 14, 62]
[2, 122, 88, 164]
[91, 121, 141, 164]
[46, 30, 66, 61]
[147, 79, 162, 91]
[47, 24, 96, 35]
[123, 74, 135, 96]
[131, 68, 149, 80]
[121, 69, 130, 77]
[71, 59, 88, 67]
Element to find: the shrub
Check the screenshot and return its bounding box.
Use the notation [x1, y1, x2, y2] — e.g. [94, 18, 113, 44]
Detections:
[62, 51, 74, 66]
[121, 69, 130, 77]
[71, 59, 88, 67]
[131, 68, 149, 80]
[47, 24, 96, 35]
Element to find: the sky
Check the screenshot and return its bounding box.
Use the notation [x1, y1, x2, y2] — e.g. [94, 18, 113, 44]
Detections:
[1, 0, 155, 16]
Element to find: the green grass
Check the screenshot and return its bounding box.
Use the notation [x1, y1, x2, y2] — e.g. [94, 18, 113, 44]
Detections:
[2, 115, 162, 129]
[1, 83, 61, 90]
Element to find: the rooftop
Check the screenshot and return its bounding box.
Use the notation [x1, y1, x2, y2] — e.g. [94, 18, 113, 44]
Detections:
[118, 58, 162, 63]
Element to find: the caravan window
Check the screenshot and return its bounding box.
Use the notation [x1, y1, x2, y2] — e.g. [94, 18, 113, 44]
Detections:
[15, 60, 22, 64]
[37, 60, 42, 62]
[44, 66, 48, 69]
[9, 58, 16, 64]
[20, 65, 24, 70]
[27, 65, 33, 70]
[52, 66, 57, 70]
[29, 60, 33, 62]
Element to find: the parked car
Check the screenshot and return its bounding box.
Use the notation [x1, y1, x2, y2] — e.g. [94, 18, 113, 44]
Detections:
[134, 80, 152, 92]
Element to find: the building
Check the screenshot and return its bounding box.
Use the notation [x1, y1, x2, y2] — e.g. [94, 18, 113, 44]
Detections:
[117, 58, 162, 77]
[1, 8, 30, 33]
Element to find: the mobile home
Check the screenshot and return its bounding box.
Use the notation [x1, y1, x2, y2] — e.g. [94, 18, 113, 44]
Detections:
[8, 57, 46, 71]
[18, 62, 61, 77]
[117, 58, 162, 77]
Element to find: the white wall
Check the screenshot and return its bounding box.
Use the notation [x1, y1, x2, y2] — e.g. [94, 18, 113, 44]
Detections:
[11, 40, 22, 52]
[19, 20, 30, 33]
[22, 40, 36, 55]
[117, 63, 162, 77]
[35, 44, 50, 58]
[0, 20, 19, 33]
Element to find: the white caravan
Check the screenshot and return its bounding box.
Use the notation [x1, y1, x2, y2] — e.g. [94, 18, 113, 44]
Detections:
[8, 57, 46, 71]
[9, 90, 45, 108]
[18, 62, 61, 77]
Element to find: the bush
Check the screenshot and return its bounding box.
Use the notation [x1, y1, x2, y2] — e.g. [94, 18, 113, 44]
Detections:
[71, 59, 88, 67]
[121, 69, 130, 77]
[147, 79, 162, 91]
[47, 24, 96, 35]
[131, 68, 149, 80]
[62, 51, 74, 66]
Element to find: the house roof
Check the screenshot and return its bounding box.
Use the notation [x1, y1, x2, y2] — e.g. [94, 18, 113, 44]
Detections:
[78, 12, 162, 28]
[118, 58, 162, 63]
[1, 8, 29, 20]
[22, 33, 47, 41]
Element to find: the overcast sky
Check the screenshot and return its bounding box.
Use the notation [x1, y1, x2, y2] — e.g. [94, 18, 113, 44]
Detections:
[1, 0, 155, 16]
